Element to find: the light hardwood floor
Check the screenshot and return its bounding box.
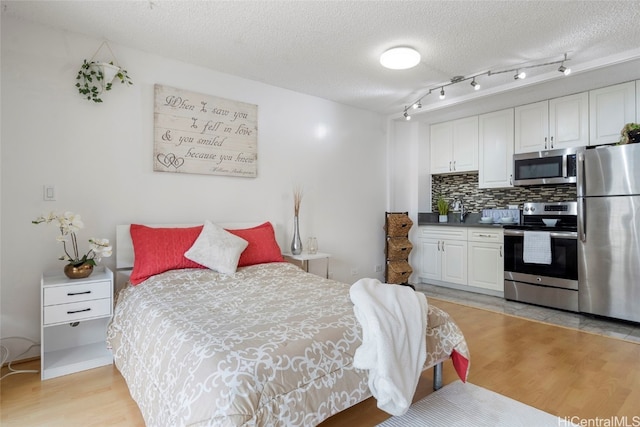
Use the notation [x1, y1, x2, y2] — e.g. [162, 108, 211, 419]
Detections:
[2, 299, 639, 426]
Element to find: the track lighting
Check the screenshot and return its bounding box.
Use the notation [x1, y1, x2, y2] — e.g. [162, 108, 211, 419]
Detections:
[399, 53, 571, 117]
[514, 70, 526, 80]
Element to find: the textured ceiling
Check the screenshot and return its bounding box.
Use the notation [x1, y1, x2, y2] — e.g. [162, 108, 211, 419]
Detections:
[3, 0, 640, 116]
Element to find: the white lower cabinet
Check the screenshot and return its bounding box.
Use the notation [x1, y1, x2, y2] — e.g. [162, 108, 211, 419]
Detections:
[467, 228, 504, 292]
[418, 226, 504, 294]
[418, 226, 467, 286]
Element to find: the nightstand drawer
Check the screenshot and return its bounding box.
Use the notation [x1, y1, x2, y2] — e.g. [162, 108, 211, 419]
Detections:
[44, 298, 112, 325]
[44, 280, 111, 306]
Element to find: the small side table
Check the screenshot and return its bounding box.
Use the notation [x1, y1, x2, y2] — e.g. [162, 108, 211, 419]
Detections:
[283, 252, 332, 278]
[41, 267, 114, 380]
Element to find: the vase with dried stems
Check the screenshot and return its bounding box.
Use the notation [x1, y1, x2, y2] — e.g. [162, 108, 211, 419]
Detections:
[291, 186, 303, 255]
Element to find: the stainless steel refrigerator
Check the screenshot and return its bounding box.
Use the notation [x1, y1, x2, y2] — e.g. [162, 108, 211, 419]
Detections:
[577, 143, 640, 323]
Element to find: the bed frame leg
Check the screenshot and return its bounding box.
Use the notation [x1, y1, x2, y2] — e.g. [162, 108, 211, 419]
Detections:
[433, 362, 443, 390]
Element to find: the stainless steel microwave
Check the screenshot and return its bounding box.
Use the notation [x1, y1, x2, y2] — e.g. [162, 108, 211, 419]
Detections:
[513, 147, 578, 186]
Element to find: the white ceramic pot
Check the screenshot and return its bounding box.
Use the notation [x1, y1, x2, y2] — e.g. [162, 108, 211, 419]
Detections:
[439, 215, 448, 223]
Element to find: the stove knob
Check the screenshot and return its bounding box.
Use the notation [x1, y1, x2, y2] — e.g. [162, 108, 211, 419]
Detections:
[530, 207, 535, 212]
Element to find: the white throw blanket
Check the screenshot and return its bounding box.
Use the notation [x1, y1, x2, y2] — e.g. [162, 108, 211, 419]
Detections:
[349, 278, 428, 416]
[523, 231, 552, 264]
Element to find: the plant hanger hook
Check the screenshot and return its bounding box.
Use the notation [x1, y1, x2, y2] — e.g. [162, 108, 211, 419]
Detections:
[90, 40, 119, 66]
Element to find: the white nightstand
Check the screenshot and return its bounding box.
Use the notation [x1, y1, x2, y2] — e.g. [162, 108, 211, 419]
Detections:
[40, 267, 114, 380]
[283, 252, 332, 278]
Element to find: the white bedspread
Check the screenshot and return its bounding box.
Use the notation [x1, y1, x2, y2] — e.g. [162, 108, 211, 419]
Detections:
[107, 263, 468, 426]
[349, 278, 428, 416]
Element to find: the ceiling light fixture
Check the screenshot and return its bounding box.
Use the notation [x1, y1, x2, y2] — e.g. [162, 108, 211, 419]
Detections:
[399, 53, 572, 117]
[380, 47, 421, 70]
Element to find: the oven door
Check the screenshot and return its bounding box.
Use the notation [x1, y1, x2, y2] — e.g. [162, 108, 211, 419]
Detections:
[503, 229, 578, 289]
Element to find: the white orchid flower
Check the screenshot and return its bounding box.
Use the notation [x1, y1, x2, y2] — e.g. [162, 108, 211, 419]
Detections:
[34, 212, 111, 265]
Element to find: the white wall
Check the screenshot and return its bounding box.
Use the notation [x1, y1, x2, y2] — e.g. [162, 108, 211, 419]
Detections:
[0, 16, 387, 359]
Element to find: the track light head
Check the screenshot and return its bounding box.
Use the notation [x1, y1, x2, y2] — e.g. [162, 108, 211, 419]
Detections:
[439, 87, 445, 100]
[514, 70, 526, 80]
[558, 64, 571, 76]
[471, 79, 480, 90]
[412, 100, 422, 109]
[403, 110, 411, 120]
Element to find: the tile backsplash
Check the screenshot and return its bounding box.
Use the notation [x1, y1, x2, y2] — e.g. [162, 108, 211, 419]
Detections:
[431, 173, 577, 212]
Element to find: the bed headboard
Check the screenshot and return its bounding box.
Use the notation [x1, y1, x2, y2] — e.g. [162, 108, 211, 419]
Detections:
[116, 222, 282, 270]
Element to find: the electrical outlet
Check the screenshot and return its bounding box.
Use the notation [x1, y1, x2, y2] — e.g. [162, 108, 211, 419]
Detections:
[374, 264, 383, 273]
[350, 267, 359, 276]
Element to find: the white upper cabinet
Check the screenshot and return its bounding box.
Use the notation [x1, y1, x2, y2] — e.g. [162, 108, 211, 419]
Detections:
[589, 81, 636, 146]
[479, 108, 514, 188]
[548, 92, 589, 149]
[514, 101, 549, 153]
[637, 80, 640, 122]
[430, 116, 478, 174]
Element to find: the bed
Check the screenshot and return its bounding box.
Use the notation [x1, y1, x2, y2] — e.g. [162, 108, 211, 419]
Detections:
[106, 221, 469, 426]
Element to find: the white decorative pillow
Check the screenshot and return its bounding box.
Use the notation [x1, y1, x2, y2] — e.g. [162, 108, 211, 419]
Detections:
[184, 220, 249, 274]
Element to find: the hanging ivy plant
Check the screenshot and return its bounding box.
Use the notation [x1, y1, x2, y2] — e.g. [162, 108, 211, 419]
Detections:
[75, 60, 133, 103]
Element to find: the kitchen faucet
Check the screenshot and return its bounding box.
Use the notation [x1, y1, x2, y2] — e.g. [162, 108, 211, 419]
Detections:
[453, 198, 467, 222]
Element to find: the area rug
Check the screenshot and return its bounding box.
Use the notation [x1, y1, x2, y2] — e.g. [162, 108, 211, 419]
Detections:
[376, 380, 570, 427]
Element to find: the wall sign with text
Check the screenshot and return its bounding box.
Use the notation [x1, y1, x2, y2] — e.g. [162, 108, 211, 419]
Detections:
[153, 84, 258, 177]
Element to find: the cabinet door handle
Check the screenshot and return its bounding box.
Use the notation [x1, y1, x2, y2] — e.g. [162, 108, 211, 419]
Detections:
[67, 291, 91, 296]
[67, 308, 91, 315]
[544, 137, 548, 149]
[453, 160, 456, 171]
[500, 245, 503, 257]
[437, 241, 441, 251]
[550, 136, 554, 148]
[441, 241, 445, 252]
[449, 161, 452, 171]
[509, 174, 513, 185]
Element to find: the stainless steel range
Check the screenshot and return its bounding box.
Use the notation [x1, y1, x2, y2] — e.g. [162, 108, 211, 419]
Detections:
[503, 202, 578, 312]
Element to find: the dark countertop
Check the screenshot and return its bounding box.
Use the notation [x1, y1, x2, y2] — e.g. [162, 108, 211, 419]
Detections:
[418, 212, 506, 227]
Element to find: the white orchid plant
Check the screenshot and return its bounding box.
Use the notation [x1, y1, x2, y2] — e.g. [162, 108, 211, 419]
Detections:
[32, 211, 112, 267]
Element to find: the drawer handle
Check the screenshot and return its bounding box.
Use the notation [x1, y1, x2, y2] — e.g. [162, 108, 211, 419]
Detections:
[67, 291, 91, 296]
[478, 234, 492, 238]
[67, 308, 91, 315]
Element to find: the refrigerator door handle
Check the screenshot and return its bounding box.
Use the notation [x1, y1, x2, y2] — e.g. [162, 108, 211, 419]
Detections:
[578, 197, 586, 242]
[577, 150, 585, 198]
[577, 150, 586, 242]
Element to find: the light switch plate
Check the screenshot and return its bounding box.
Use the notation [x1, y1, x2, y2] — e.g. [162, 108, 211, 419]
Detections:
[43, 185, 56, 201]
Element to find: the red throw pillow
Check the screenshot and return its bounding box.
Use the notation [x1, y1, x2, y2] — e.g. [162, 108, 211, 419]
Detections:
[226, 222, 284, 267]
[129, 224, 206, 285]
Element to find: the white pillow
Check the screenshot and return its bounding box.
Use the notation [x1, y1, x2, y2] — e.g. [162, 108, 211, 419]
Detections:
[184, 220, 248, 274]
